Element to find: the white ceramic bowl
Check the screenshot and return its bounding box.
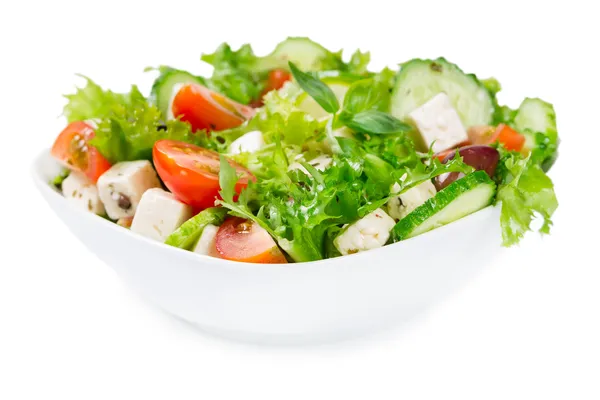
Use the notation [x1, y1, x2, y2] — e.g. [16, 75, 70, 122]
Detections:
[33, 149, 503, 344]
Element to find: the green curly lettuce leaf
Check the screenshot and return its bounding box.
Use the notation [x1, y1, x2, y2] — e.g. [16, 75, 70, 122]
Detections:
[201, 43, 265, 104]
[218, 132, 472, 263]
[495, 150, 558, 246]
[63, 77, 212, 163]
[63, 75, 134, 123]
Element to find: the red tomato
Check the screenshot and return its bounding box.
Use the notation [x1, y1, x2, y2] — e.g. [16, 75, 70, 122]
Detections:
[51, 121, 111, 183]
[266, 69, 292, 92]
[171, 84, 255, 132]
[249, 69, 292, 108]
[468, 124, 525, 152]
[152, 140, 255, 210]
[494, 124, 526, 152]
[215, 217, 287, 263]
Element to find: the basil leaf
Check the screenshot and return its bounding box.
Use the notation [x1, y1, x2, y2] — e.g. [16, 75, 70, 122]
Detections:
[343, 78, 390, 115]
[342, 110, 412, 135]
[288, 62, 339, 114]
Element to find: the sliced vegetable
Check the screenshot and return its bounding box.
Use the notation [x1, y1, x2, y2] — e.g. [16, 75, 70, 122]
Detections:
[391, 171, 496, 241]
[152, 140, 255, 210]
[494, 124, 526, 152]
[266, 69, 292, 92]
[215, 217, 288, 263]
[149, 68, 205, 119]
[468, 124, 525, 152]
[391, 58, 494, 127]
[258, 37, 341, 72]
[51, 121, 112, 183]
[53, 39, 560, 260]
[172, 83, 256, 132]
[165, 207, 228, 250]
[513, 97, 558, 169]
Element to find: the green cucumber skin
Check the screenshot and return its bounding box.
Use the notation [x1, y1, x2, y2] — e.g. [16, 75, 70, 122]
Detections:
[165, 208, 227, 250]
[390, 171, 496, 242]
[390, 58, 494, 127]
[513, 97, 559, 170]
[150, 69, 205, 118]
[257, 37, 340, 72]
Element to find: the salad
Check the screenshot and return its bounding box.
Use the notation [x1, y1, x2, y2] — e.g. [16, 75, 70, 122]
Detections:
[50, 37, 559, 264]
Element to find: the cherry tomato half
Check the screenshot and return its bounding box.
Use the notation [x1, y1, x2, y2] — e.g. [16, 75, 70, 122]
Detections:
[215, 217, 287, 263]
[171, 83, 255, 132]
[249, 69, 292, 108]
[266, 69, 292, 92]
[51, 121, 111, 183]
[152, 140, 255, 210]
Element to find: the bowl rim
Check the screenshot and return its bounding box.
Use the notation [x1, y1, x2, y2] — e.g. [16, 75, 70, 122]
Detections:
[32, 148, 499, 269]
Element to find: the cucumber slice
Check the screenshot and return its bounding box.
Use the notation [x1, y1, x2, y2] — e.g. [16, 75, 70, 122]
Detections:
[150, 68, 205, 119]
[513, 97, 558, 169]
[297, 78, 351, 119]
[257, 37, 341, 72]
[165, 207, 227, 250]
[391, 171, 496, 241]
[390, 58, 494, 128]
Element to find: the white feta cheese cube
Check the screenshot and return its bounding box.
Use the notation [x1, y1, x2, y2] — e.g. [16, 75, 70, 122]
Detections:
[62, 172, 105, 215]
[229, 131, 265, 155]
[193, 224, 220, 256]
[334, 208, 396, 256]
[408, 93, 468, 153]
[387, 181, 437, 220]
[130, 188, 194, 242]
[97, 160, 161, 220]
[288, 154, 333, 174]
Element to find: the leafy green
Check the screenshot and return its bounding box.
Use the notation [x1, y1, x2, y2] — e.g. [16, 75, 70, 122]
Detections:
[341, 110, 412, 135]
[482, 77, 517, 126]
[224, 82, 322, 176]
[337, 74, 409, 135]
[481, 77, 502, 96]
[201, 43, 264, 104]
[289, 62, 340, 114]
[63, 75, 134, 123]
[217, 156, 276, 235]
[218, 131, 472, 262]
[60, 39, 561, 260]
[513, 98, 559, 170]
[493, 105, 518, 125]
[495, 151, 558, 246]
[165, 207, 228, 250]
[63, 77, 208, 163]
[353, 132, 420, 170]
[342, 78, 390, 114]
[90, 86, 202, 163]
[341, 50, 371, 75]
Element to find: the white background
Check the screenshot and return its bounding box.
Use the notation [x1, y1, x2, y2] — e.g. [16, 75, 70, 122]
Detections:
[1, 1, 599, 399]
